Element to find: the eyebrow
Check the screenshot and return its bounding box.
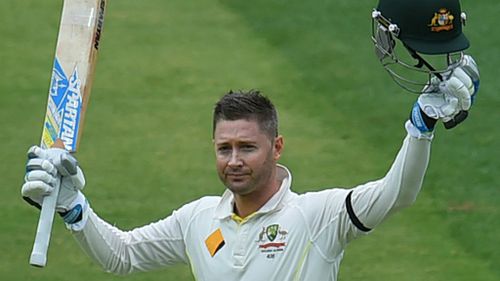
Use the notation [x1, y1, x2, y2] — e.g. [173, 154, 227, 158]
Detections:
[215, 139, 258, 146]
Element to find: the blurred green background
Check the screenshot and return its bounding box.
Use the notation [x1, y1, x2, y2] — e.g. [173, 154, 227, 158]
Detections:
[1, 0, 498, 280]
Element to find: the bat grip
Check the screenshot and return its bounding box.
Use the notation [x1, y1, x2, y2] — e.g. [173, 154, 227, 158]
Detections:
[30, 138, 65, 267]
[30, 178, 61, 267]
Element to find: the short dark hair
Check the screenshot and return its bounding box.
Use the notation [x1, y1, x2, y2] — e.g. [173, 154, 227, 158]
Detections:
[213, 89, 278, 139]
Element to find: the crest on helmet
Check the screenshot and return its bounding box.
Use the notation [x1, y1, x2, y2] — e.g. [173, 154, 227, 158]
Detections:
[429, 8, 454, 32]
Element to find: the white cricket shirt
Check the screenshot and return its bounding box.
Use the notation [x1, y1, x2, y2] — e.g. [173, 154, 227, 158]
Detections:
[72, 134, 431, 280]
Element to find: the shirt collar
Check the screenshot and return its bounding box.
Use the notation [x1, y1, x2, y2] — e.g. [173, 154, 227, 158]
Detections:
[214, 164, 292, 220]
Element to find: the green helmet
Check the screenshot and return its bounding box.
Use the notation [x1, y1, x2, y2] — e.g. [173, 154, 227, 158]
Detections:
[372, 0, 469, 92]
[377, 0, 469, 54]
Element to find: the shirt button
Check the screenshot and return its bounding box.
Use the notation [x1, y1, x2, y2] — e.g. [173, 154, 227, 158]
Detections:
[234, 255, 244, 267]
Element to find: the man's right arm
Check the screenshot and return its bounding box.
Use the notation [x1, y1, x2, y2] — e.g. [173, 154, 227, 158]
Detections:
[71, 206, 188, 274]
[22, 147, 188, 274]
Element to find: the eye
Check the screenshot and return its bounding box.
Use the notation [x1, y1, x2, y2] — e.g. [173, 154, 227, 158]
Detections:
[217, 145, 231, 154]
[240, 144, 257, 152]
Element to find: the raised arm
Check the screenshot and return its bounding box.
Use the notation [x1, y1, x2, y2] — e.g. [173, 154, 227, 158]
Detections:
[346, 130, 430, 233]
[345, 56, 480, 237]
[22, 147, 188, 274]
[71, 207, 188, 274]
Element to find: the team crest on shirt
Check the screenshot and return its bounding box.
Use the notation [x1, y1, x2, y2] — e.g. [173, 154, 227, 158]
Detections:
[428, 8, 454, 32]
[256, 224, 288, 259]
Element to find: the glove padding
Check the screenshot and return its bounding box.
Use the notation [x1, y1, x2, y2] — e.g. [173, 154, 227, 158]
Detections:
[411, 54, 479, 133]
[22, 146, 85, 216]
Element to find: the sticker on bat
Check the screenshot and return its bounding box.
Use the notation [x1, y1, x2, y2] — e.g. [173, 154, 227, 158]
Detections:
[42, 57, 82, 151]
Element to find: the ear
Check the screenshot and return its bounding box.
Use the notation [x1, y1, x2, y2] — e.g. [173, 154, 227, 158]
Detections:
[273, 135, 284, 161]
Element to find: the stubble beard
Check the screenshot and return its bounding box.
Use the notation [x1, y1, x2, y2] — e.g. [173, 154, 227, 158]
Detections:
[221, 156, 275, 197]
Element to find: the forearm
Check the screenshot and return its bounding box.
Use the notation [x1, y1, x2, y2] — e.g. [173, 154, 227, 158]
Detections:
[350, 128, 431, 229]
[386, 133, 431, 212]
[70, 206, 187, 274]
[71, 208, 134, 275]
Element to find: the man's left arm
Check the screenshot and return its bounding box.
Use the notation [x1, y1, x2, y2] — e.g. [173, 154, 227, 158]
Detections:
[344, 55, 480, 236]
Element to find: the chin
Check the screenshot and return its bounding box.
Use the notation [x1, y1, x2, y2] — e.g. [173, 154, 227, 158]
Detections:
[226, 182, 254, 196]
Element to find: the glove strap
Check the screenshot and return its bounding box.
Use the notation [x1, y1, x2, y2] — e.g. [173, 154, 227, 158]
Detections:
[410, 102, 437, 133]
[471, 80, 480, 104]
[58, 191, 87, 224]
[23, 196, 41, 210]
[443, 110, 469, 129]
[59, 204, 83, 224]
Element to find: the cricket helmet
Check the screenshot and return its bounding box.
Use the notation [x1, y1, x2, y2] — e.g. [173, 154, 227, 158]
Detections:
[371, 0, 469, 93]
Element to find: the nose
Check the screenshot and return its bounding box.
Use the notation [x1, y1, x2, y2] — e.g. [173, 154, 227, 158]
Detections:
[228, 150, 243, 167]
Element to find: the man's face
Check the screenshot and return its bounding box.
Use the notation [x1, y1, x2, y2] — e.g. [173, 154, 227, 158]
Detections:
[213, 119, 283, 196]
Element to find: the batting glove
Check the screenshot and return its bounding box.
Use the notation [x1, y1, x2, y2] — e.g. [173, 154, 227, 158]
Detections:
[22, 146, 87, 224]
[409, 55, 479, 137]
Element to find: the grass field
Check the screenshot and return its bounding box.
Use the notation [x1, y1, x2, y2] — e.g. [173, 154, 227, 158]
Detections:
[1, 1, 499, 280]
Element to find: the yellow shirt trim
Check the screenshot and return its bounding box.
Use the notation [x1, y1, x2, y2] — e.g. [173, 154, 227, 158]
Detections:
[231, 212, 258, 225]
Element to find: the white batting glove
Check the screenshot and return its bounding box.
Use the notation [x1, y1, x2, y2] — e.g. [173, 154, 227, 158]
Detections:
[409, 55, 479, 136]
[22, 146, 87, 224]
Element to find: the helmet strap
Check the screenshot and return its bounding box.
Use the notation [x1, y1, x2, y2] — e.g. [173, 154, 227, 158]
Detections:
[403, 44, 444, 81]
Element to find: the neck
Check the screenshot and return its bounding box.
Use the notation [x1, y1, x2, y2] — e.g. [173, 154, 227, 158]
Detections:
[233, 179, 281, 218]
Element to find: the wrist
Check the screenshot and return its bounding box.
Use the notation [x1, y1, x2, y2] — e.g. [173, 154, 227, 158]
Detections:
[410, 102, 437, 133]
[58, 191, 87, 224]
[405, 120, 434, 141]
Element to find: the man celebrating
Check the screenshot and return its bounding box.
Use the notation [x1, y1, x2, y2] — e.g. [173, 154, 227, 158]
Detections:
[22, 0, 479, 280]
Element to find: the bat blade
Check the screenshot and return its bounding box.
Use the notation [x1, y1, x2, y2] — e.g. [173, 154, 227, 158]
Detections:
[41, 0, 106, 152]
[30, 0, 106, 267]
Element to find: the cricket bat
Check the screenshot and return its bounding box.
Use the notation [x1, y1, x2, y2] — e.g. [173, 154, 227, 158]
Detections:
[30, 0, 107, 267]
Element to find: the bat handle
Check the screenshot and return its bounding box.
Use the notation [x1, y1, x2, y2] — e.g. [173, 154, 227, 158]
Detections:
[30, 139, 65, 267]
[30, 179, 61, 267]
